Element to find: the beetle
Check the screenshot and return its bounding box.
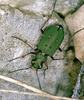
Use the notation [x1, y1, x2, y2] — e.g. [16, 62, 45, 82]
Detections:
[7, 0, 65, 89]
[31, 24, 64, 69]
[8, 22, 84, 90]
[9, 23, 64, 89]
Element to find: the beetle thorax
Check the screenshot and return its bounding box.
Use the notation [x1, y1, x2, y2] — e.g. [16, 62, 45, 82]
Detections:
[31, 52, 47, 69]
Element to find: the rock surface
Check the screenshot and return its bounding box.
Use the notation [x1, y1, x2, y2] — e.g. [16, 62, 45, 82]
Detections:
[0, 0, 82, 100]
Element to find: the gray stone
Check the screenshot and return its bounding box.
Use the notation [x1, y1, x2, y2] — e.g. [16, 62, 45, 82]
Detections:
[0, 0, 82, 100]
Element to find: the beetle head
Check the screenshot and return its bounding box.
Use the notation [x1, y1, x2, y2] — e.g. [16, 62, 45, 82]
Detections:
[31, 52, 47, 69]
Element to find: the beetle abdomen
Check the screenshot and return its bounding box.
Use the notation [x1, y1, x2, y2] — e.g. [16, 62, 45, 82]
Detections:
[37, 24, 64, 56]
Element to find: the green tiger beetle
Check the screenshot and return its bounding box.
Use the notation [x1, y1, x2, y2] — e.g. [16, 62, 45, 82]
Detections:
[8, 0, 84, 89]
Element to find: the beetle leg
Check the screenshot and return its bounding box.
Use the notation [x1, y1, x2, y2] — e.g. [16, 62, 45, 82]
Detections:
[41, 15, 51, 31]
[43, 62, 48, 79]
[44, 62, 48, 69]
[59, 48, 62, 52]
[56, 12, 65, 19]
[8, 67, 31, 73]
[58, 24, 64, 29]
[62, 27, 84, 51]
[40, 0, 57, 32]
[41, 28, 44, 34]
[51, 56, 64, 60]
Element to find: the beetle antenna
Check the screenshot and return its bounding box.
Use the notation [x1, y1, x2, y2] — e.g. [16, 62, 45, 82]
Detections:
[8, 67, 31, 73]
[8, 52, 36, 62]
[36, 70, 42, 90]
[62, 27, 84, 51]
[52, 0, 58, 14]
[11, 36, 34, 50]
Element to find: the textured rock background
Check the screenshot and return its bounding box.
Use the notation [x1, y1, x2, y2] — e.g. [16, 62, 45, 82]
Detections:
[0, 0, 83, 100]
